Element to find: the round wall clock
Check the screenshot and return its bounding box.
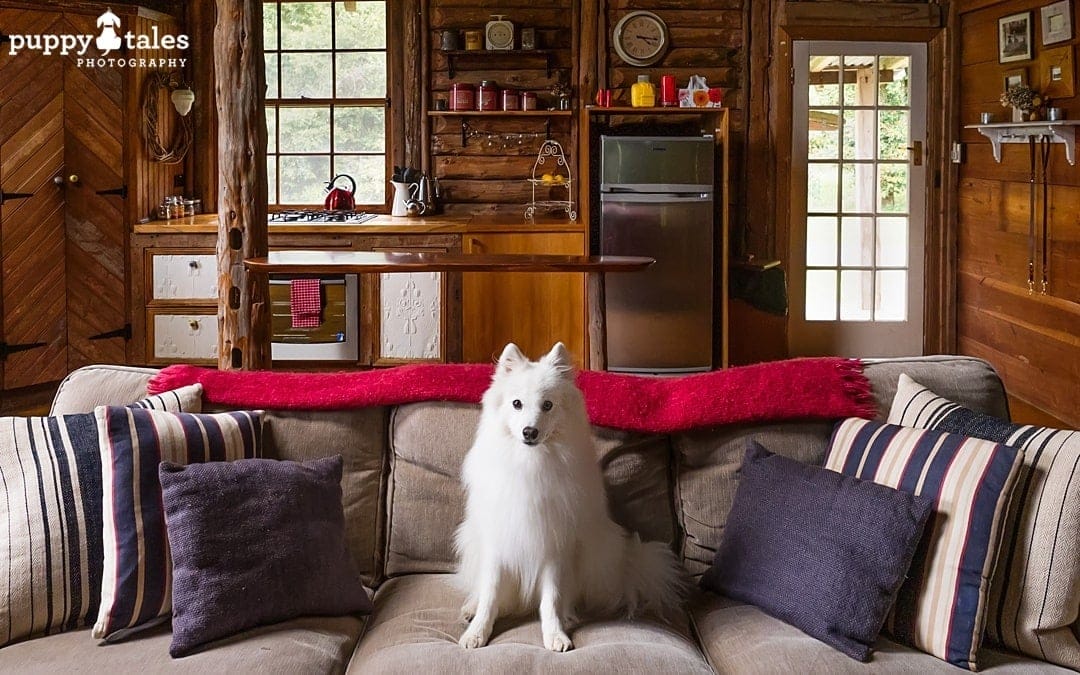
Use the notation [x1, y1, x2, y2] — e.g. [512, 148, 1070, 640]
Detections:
[613, 11, 669, 67]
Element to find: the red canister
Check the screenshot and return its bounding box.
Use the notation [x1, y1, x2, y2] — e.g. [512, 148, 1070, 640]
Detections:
[501, 88, 521, 111]
[522, 91, 538, 111]
[660, 75, 677, 107]
[450, 82, 475, 111]
[478, 80, 499, 111]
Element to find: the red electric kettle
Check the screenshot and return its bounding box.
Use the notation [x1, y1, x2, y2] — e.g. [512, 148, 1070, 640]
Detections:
[324, 174, 356, 211]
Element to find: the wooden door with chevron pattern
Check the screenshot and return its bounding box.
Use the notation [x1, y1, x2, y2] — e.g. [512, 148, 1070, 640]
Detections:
[0, 8, 127, 389]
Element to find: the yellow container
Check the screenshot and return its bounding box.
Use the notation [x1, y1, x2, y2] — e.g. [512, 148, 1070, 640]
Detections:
[631, 75, 656, 107]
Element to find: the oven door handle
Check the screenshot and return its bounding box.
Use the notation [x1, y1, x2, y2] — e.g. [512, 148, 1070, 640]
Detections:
[269, 278, 346, 286]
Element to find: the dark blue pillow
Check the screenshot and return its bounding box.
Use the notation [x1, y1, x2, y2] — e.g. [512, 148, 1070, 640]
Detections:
[160, 455, 373, 657]
[700, 441, 934, 661]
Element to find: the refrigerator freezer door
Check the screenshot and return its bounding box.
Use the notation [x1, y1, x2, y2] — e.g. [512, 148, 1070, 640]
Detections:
[601, 194, 714, 372]
[600, 136, 714, 193]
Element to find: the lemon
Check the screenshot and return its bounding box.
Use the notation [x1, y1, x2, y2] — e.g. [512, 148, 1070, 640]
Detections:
[541, 173, 554, 185]
[552, 174, 565, 184]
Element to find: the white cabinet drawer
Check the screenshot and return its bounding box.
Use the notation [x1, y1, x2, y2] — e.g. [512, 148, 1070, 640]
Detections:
[380, 271, 443, 361]
[152, 314, 219, 362]
[152, 254, 217, 300]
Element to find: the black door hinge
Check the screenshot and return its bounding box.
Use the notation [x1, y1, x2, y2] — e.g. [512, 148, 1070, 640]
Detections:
[0, 33, 9, 46]
[88, 323, 132, 341]
[0, 191, 33, 206]
[0, 341, 47, 361]
[96, 185, 128, 199]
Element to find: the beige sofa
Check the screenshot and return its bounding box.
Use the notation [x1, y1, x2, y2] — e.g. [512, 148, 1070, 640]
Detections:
[0, 357, 1071, 673]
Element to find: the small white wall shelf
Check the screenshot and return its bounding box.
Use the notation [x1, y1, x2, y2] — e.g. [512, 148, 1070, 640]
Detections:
[965, 121, 1080, 165]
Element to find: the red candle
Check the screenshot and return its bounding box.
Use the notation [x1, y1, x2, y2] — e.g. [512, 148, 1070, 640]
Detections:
[660, 75, 677, 107]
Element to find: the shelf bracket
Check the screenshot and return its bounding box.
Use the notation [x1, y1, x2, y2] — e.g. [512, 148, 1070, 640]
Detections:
[447, 52, 456, 79]
[544, 52, 553, 78]
[545, 118, 551, 141]
[462, 120, 469, 147]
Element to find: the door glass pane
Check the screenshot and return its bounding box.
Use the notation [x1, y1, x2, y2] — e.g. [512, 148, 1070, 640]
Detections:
[806, 217, 838, 266]
[876, 217, 908, 266]
[280, 3, 332, 49]
[841, 217, 874, 266]
[878, 110, 909, 160]
[878, 164, 909, 213]
[879, 56, 910, 106]
[875, 270, 907, 321]
[279, 155, 331, 204]
[279, 107, 331, 153]
[280, 53, 333, 98]
[840, 270, 873, 320]
[842, 164, 876, 214]
[809, 56, 840, 106]
[843, 55, 875, 106]
[806, 270, 837, 321]
[809, 111, 839, 159]
[807, 164, 839, 212]
[843, 109, 875, 159]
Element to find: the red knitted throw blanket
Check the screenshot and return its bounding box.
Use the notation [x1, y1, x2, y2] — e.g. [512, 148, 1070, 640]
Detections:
[147, 358, 875, 434]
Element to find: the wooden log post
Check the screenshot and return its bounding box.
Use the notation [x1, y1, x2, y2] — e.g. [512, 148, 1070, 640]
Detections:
[215, 0, 270, 370]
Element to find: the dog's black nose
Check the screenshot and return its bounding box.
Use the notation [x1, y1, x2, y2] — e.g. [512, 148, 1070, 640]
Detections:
[522, 426, 539, 442]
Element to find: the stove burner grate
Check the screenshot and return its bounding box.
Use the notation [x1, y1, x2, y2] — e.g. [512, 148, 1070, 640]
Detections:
[269, 210, 378, 224]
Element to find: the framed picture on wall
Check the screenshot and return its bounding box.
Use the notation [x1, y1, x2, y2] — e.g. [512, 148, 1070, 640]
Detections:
[1004, 68, 1028, 91]
[999, 11, 1034, 63]
[1041, 1, 1073, 45]
[1041, 45, 1075, 97]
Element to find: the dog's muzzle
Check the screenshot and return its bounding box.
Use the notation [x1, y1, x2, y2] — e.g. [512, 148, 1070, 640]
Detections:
[522, 426, 539, 445]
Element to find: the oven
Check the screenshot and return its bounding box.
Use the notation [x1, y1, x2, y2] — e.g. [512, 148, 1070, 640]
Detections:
[268, 275, 359, 361]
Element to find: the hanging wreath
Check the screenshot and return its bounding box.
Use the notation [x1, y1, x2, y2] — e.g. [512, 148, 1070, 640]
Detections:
[141, 71, 193, 164]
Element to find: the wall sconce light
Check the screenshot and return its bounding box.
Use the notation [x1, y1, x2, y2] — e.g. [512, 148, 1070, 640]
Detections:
[171, 87, 195, 116]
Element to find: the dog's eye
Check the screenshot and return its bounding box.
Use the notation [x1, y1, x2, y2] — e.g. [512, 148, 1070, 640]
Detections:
[542, 400, 553, 411]
[512, 399, 522, 410]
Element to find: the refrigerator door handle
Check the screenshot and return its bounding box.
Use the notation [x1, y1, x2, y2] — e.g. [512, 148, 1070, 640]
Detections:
[600, 192, 712, 203]
[601, 183, 713, 194]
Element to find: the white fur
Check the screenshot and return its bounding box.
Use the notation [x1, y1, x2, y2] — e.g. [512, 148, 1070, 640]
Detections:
[454, 342, 685, 651]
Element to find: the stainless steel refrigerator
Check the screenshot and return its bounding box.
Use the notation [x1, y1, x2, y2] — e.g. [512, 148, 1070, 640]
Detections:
[600, 135, 715, 373]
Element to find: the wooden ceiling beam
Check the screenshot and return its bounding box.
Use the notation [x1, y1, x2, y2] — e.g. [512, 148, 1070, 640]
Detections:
[215, 0, 270, 370]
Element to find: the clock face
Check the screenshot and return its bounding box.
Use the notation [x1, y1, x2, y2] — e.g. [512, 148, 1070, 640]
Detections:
[486, 21, 514, 50]
[614, 11, 668, 66]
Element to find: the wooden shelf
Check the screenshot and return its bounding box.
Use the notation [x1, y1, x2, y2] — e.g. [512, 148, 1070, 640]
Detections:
[964, 121, 1080, 165]
[440, 49, 558, 78]
[427, 110, 572, 117]
[584, 105, 725, 114]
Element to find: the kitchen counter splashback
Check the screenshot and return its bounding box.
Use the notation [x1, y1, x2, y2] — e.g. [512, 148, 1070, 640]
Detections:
[134, 213, 586, 235]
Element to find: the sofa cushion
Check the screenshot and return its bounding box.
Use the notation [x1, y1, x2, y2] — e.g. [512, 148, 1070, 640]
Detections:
[161, 456, 372, 657]
[50, 365, 161, 415]
[826, 418, 1023, 670]
[94, 409, 262, 641]
[690, 592, 1075, 674]
[701, 442, 934, 662]
[349, 574, 711, 674]
[861, 356, 1010, 420]
[260, 408, 389, 586]
[385, 402, 675, 577]
[0, 616, 367, 673]
[0, 385, 202, 648]
[888, 373, 1080, 670]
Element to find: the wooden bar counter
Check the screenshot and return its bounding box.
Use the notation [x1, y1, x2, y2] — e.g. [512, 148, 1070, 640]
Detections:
[244, 250, 653, 370]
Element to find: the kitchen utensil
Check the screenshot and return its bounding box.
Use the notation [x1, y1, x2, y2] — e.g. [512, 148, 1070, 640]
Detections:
[324, 174, 356, 211]
[418, 174, 437, 214]
[404, 200, 424, 216]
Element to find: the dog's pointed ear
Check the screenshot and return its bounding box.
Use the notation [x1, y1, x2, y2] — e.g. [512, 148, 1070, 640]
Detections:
[496, 343, 526, 374]
[541, 342, 574, 378]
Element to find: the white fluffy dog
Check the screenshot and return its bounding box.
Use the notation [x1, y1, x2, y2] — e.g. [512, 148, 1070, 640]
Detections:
[454, 342, 685, 652]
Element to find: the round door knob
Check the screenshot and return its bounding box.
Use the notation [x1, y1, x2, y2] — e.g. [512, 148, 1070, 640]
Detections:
[53, 176, 65, 186]
[68, 174, 80, 184]
[188, 319, 200, 330]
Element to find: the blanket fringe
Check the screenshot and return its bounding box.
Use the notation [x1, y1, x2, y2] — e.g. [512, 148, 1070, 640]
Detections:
[836, 358, 879, 419]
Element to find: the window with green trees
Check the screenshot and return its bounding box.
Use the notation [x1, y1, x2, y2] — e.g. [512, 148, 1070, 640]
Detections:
[264, 1, 388, 207]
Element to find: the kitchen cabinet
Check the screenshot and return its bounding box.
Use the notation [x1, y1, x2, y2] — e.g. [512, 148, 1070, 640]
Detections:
[462, 231, 587, 365]
[142, 246, 218, 365]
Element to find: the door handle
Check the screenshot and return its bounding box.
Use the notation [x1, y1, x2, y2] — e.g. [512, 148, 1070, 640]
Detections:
[907, 141, 923, 167]
[68, 174, 80, 184]
[0, 191, 33, 205]
[54, 176, 65, 186]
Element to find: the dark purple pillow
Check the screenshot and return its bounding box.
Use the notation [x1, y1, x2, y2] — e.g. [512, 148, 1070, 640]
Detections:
[160, 455, 372, 657]
[700, 441, 934, 662]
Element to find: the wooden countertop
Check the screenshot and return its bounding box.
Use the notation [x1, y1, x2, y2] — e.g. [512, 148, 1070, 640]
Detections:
[245, 250, 652, 274]
[134, 213, 586, 235]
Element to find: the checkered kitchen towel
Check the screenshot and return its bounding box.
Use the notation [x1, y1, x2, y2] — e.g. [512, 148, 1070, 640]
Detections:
[290, 279, 322, 328]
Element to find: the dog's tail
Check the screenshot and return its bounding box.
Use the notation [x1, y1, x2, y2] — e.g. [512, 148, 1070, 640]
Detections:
[621, 532, 689, 620]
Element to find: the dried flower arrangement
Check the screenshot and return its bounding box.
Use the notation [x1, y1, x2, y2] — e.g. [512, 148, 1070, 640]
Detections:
[1000, 84, 1046, 120]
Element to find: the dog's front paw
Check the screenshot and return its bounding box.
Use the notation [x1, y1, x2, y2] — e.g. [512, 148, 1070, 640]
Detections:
[543, 630, 573, 652]
[459, 628, 488, 649]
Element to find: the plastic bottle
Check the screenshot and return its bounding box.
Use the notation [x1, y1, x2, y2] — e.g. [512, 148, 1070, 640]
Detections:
[631, 75, 656, 107]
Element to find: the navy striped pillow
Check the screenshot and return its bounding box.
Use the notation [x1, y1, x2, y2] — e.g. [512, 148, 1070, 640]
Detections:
[0, 385, 202, 647]
[825, 418, 1023, 671]
[889, 373, 1080, 670]
[92, 407, 261, 642]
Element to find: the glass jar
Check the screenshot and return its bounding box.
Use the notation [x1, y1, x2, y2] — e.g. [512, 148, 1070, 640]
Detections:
[501, 88, 520, 111]
[478, 80, 499, 111]
[167, 196, 185, 219]
[450, 82, 475, 111]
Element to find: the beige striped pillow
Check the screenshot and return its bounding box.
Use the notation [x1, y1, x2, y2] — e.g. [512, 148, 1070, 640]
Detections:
[889, 373, 1080, 671]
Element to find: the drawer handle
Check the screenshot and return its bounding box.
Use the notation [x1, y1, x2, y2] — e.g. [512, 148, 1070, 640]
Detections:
[188, 319, 200, 330]
[188, 260, 199, 269]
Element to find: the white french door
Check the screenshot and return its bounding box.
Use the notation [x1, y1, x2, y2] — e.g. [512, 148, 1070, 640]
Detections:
[789, 41, 927, 357]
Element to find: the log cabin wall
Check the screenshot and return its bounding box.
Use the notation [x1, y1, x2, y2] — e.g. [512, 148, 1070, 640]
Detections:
[957, 0, 1080, 427]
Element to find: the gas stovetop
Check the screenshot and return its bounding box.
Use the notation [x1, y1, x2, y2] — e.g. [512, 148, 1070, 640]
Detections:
[269, 210, 378, 224]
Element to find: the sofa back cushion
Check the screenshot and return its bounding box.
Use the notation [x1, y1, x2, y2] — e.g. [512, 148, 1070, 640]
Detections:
[385, 402, 677, 577]
[672, 356, 1009, 579]
[260, 408, 389, 586]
